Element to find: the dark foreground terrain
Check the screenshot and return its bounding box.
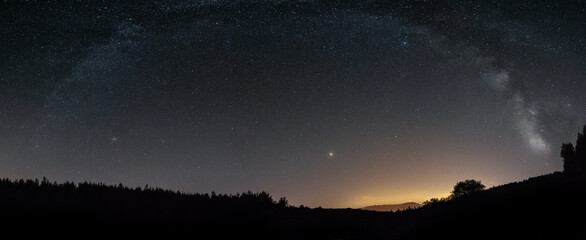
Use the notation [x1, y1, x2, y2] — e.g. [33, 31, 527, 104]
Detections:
[1, 172, 585, 239]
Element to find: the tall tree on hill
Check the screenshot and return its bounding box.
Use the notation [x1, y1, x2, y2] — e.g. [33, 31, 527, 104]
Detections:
[561, 126, 586, 174]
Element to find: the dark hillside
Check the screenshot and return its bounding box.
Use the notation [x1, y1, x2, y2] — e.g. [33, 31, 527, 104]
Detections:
[391, 172, 586, 239]
[1, 173, 585, 239]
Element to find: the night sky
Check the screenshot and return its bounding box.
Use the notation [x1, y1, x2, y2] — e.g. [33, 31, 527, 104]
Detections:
[1, 1, 585, 208]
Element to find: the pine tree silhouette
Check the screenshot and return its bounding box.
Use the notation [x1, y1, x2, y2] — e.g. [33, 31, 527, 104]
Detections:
[561, 125, 586, 174]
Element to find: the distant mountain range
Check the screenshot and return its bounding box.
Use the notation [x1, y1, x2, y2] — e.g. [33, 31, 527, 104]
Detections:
[361, 202, 422, 212]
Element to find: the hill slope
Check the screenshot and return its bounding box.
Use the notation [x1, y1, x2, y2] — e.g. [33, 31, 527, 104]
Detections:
[390, 172, 586, 239]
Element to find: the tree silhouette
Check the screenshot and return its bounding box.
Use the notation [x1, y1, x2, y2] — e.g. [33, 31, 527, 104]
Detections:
[561, 143, 576, 172]
[422, 197, 445, 206]
[561, 125, 586, 174]
[451, 179, 485, 198]
[423, 179, 486, 205]
[277, 197, 289, 208]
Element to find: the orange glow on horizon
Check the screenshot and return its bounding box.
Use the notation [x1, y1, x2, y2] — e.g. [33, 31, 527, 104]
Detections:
[343, 190, 451, 209]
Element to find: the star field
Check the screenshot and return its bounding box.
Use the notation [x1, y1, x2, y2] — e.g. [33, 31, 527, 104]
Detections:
[1, 1, 585, 207]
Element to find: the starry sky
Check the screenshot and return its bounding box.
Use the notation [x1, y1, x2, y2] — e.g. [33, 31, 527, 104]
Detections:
[1, 0, 585, 208]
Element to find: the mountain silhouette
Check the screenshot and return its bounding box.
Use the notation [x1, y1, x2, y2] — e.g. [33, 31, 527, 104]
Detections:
[361, 202, 421, 212]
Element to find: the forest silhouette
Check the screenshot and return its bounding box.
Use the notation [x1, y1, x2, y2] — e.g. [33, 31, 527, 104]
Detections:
[2, 127, 586, 239]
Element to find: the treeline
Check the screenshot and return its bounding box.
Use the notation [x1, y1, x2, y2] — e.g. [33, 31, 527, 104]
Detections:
[0, 177, 289, 224]
[0, 176, 390, 238]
